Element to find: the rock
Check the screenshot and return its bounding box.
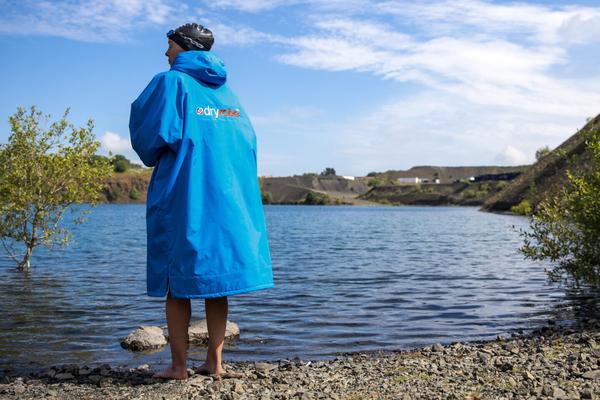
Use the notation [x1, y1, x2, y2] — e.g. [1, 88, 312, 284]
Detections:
[54, 373, 74, 380]
[523, 371, 535, 381]
[477, 352, 491, 364]
[580, 388, 594, 399]
[432, 343, 444, 352]
[234, 381, 245, 394]
[255, 362, 277, 373]
[581, 370, 600, 380]
[77, 367, 92, 376]
[88, 375, 102, 384]
[189, 376, 209, 388]
[208, 380, 224, 392]
[188, 319, 240, 345]
[121, 326, 167, 351]
[13, 385, 26, 395]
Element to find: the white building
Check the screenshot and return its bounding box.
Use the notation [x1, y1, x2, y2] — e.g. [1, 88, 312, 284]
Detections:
[397, 177, 421, 184]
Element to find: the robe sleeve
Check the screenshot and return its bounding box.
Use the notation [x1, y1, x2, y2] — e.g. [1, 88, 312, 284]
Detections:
[129, 73, 184, 167]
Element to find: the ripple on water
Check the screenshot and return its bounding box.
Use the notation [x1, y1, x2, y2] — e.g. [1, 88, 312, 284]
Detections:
[1, 204, 599, 374]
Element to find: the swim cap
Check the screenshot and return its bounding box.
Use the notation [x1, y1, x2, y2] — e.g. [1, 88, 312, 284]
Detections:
[167, 23, 214, 51]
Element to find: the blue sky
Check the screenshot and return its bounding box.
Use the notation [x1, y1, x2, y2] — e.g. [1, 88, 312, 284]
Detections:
[1, 0, 599, 177]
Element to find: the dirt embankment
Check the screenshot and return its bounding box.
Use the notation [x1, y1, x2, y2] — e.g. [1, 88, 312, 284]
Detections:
[101, 170, 151, 203]
[482, 114, 600, 212]
[360, 181, 509, 206]
[259, 175, 374, 205]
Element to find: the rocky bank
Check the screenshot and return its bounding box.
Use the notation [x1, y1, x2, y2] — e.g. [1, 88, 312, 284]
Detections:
[1, 322, 599, 400]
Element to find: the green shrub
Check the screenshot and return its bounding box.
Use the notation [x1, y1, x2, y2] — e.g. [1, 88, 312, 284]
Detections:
[511, 199, 532, 215]
[129, 188, 140, 200]
[520, 127, 600, 287]
[303, 191, 330, 205]
[261, 191, 273, 204]
[368, 178, 383, 187]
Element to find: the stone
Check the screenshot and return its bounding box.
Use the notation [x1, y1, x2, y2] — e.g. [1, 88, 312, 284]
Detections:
[581, 370, 600, 380]
[432, 343, 444, 352]
[188, 319, 240, 345]
[523, 371, 535, 381]
[54, 373, 74, 380]
[234, 381, 245, 394]
[255, 362, 277, 373]
[580, 388, 594, 399]
[121, 326, 167, 351]
[478, 352, 491, 363]
[78, 367, 92, 376]
[13, 385, 25, 395]
[189, 376, 209, 388]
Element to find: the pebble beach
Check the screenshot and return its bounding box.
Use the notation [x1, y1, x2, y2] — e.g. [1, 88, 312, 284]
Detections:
[1, 321, 599, 400]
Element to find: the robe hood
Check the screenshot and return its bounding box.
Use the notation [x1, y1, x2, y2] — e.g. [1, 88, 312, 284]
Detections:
[171, 51, 227, 87]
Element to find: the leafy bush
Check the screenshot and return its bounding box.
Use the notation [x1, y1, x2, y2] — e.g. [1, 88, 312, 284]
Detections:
[368, 178, 383, 187]
[520, 127, 600, 287]
[261, 191, 273, 204]
[0, 106, 113, 271]
[129, 188, 140, 200]
[303, 191, 330, 205]
[320, 167, 336, 176]
[535, 146, 551, 161]
[511, 199, 532, 215]
[111, 154, 140, 173]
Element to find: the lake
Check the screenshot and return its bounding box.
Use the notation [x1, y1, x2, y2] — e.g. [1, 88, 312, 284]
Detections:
[1, 204, 597, 375]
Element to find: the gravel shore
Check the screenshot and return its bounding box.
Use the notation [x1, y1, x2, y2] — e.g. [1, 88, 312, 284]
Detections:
[1, 323, 599, 400]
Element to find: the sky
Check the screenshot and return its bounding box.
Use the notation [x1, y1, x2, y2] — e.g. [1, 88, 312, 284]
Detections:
[0, 0, 599, 177]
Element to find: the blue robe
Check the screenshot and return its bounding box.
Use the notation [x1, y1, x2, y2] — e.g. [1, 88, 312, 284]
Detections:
[129, 51, 274, 298]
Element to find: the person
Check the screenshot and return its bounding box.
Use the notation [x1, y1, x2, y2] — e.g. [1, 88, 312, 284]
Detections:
[129, 23, 274, 380]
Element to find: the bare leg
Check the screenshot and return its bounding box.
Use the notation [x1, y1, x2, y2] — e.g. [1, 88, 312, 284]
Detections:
[153, 291, 191, 379]
[198, 297, 228, 375]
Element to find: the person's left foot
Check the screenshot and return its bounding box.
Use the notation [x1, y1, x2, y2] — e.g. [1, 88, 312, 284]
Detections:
[152, 366, 188, 380]
[195, 362, 225, 376]
[195, 363, 243, 379]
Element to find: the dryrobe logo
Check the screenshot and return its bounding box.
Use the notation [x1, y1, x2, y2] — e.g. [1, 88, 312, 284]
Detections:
[196, 105, 240, 119]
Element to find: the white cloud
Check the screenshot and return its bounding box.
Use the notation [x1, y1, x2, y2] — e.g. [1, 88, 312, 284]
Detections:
[495, 146, 529, 165]
[0, 0, 181, 42]
[101, 131, 133, 153]
[558, 13, 600, 44]
[211, 0, 293, 12]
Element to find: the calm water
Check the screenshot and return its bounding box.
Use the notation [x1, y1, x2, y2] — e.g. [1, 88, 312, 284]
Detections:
[1, 204, 598, 375]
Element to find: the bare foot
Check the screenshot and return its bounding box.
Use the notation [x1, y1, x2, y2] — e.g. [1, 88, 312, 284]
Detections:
[195, 362, 225, 376]
[152, 366, 188, 380]
[195, 363, 243, 379]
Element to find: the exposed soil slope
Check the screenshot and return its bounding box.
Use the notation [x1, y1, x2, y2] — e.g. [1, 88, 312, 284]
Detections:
[482, 115, 600, 212]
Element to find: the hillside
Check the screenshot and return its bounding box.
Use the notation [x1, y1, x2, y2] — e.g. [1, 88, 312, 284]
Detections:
[101, 169, 151, 203]
[482, 114, 600, 212]
[99, 165, 531, 206]
[374, 165, 529, 184]
[359, 181, 509, 206]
